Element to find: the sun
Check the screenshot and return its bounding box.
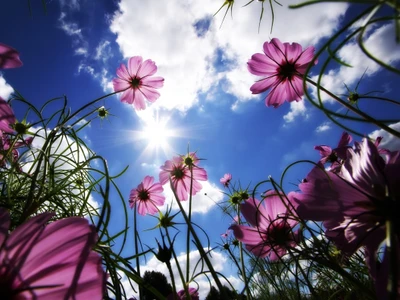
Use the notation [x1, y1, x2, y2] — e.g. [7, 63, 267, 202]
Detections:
[134, 109, 180, 159]
[140, 119, 171, 150]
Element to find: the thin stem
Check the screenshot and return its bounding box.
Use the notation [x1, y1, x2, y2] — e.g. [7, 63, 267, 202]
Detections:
[186, 167, 194, 284]
[170, 177, 228, 298]
[306, 78, 400, 138]
[165, 228, 186, 299]
[237, 205, 250, 298]
[133, 205, 142, 299]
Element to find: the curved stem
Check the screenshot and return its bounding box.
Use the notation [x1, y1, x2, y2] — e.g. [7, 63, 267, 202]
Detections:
[306, 78, 400, 138]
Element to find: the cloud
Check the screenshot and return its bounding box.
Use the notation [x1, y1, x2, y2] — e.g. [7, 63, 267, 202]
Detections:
[109, 0, 348, 114]
[0, 75, 13, 100]
[283, 101, 309, 124]
[311, 23, 400, 103]
[94, 40, 114, 62]
[121, 249, 241, 299]
[21, 127, 100, 216]
[58, 0, 81, 11]
[315, 122, 331, 133]
[369, 122, 400, 151]
[163, 180, 223, 214]
[58, 12, 88, 57]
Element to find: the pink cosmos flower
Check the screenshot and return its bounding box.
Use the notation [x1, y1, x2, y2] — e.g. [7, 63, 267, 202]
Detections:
[113, 56, 164, 110]
[230, 192, 299, 261]
[248, 38, 317, 108]
[0, 43, 23, 69]
[0, 134, 33, 168]
[290, 138, 400, 296]
[167, 287, 199, 300]
[314, 131, 352, 172]
[220, 173, 232, 187]
[159, 153, 207, 201]
[129, 175, 165, 216]
[0, 97, 16, 135]
[0, 208, 105, 298]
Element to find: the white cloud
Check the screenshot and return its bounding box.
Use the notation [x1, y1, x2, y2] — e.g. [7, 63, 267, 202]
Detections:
[123, 249, 241, 299]
[74, 47, 88, 56]
[58, 12, 88, 57]
[369, 122, 400, 151]
[94, 40, 113, 62]
[109, 0, 348, 113]
[285, 22, 400, 122]
[163, 180, 223, 214]
[315, 122, 331, 133]
[283, 100, 309, 123]
[21, 127, 100, 216]
[58, 0, 81, 10]
[0, 75, 13, 100]
[311, 23, 400, 103]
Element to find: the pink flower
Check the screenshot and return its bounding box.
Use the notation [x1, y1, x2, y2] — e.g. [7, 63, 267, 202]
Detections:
[0, 43, 23, 69]
[290, 139, 400, 295]
[0, 134, 33, 168]
[113, 56, 164, 110]
[220, 173, 232, 187]
[0, 97, 16, 135]
[230, 191, 299, 260]
[167, 287, 199, 300]
[129, 175, 165, 216]
[314, 131, 352, 172]
[159, 153, 207, 201]
[248, 38, 317, 108]
[0, 208, 105, 298]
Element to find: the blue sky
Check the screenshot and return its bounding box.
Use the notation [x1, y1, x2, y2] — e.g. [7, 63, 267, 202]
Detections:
[1, 0, 400, 298]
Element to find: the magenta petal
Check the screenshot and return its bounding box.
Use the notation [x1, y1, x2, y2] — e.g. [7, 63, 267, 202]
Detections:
[120, 88, 135, 104]
[0, 208, 10, 247]
[248, 38, 316, 108]
[142, 175, 154, 189]
[263, 38, 285, 63]
[0, 211, 105, 299]
[137, 59, 157, 78]
[247, 53, 278, 76]
[133, 90, 146, 110]
[139, 86, 160, 103]
[315, 145, 332, 159]
[285, 42, 302, 62]
[250, 76, 280, 94]
[296, 46, 317, 67]
[240, 198, 262, 227]
[265, 86, 285, 108]
[128, 56, 143, 75]
[266, 83, 287, 108]
[113, 77, 131, 92]
[115, 63, 130, 81]
[0, 43, 23, 69]
[337, 131, 352, 148]
[6, 213, 54, 263]
[141, 76, 164, 89]
[0, 97, 16, 133]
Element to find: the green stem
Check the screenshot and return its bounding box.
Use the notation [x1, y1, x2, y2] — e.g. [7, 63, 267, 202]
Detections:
[237, 204, 251, 298]
[166, 261, 178, 300]
[185, 167, 194, 284]
[170, 178, 228, 299]
[306, 78, 400, 138]
[133, 205, 142, 299]
[165, 227, 187, 299]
